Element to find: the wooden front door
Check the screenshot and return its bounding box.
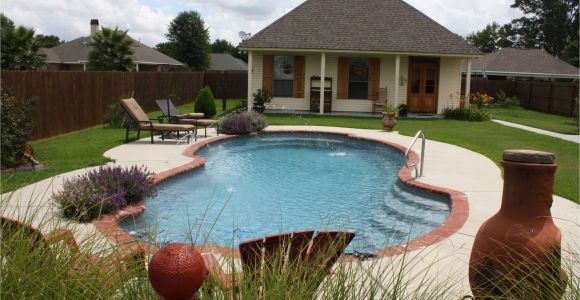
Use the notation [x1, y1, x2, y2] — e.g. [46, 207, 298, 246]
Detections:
[407, 62, 439, 113]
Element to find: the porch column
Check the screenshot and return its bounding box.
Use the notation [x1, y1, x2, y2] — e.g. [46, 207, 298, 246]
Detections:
[319, 52, 326, 114]
[247, 51, 254, 111]
[394, 55, 401, 108]
[465, 58, 472, 108]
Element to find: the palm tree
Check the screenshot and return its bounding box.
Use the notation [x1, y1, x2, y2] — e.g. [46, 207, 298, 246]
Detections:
[1, 25, 45, 70]
[87, 27, 135, 71]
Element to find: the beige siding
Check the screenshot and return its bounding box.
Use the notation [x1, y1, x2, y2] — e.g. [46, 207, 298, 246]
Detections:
[379, 55, 409, 107]
[437, 57, 463, 113]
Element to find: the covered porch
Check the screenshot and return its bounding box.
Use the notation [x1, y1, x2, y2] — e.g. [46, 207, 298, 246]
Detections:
[246, 50, 477, 115]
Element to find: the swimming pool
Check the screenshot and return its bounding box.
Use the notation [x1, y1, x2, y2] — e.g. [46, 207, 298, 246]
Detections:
[119, 133, 450, 251]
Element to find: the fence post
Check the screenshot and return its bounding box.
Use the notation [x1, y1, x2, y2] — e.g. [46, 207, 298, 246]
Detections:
[572, 83, 579, 117]
[547, 82, 553, 113]
[528, 82, 533, 108]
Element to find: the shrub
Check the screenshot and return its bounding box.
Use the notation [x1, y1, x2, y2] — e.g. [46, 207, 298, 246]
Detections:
[194, 86, 217, 118]
[219, 111, 268, 134]
[53, 165, 155, 222]
[103, 102, 129, 128]
[492, 89, 520, 108]
[0, 89, 36, 168]
[252, 89, 272, 106]
[469, 92, 494, 109]
[443, 107, 491, 122]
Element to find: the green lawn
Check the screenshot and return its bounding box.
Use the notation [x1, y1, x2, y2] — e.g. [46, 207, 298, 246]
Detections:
[2, 107, 578, 203]
[0, 99, 243, 193]
[487, 106, 579, 134]
[267, 114, 579, 203]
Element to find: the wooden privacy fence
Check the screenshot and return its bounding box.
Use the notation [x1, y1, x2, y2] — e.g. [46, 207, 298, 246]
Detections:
[1, 71, 247, 140]
[204, 71, 248, 99]
[467, 79, 578, 116]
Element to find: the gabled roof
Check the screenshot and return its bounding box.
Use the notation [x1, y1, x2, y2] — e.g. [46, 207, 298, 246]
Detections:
[464, 48, 579, 78]
[240, 0, 481, 56]
[209, 53, 248, 71]
[40, 36, 183, 66]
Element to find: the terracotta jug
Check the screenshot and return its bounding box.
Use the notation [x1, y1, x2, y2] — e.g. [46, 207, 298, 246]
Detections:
[469, 150, 565, 299]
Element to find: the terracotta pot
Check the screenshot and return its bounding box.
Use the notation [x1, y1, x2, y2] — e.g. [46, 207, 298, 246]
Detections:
[469, 150, 565, 299]
[148, 243, 207, 300]
[382, 112, 397, 131]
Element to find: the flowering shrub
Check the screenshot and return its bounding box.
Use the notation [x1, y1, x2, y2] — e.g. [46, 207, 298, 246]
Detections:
[53, 165, 155, 222]
[443, 107, 491, 121]
[219, 111, 268, 134]
[1, 89, 37, 168]
[469, 92, 494, 109]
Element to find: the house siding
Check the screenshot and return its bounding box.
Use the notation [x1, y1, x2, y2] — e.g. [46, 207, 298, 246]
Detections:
[437, 57, 463, 113]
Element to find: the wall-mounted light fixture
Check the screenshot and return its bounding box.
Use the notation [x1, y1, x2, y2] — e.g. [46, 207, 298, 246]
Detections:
[399, 75, 407, 86]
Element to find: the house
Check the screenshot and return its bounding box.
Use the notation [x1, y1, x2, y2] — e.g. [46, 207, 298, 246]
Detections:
[40, 19, 183, 72]
[462, 48, 579, 81]
[208, 53, 248, 72]
[239, 0, 482, 114]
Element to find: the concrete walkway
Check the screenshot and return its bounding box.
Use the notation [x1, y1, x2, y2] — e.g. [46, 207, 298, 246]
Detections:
[1, 126, 578, 297]
[493, 119, 580, 143]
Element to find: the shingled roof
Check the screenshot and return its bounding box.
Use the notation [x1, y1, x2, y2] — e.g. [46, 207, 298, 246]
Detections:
[209, 53, 248, 71]
[41, 36, 182, 65]
[464, 48, 579, 78]
[240, 0, 481, 56]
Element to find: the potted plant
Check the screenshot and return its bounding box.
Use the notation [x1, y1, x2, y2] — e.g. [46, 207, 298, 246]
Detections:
[382, 104, 397, 131]
[252, 89, 272, 113]
[397, 103, 408, 117]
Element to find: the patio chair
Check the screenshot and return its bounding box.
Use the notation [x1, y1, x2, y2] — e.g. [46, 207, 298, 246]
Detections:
[372, 87, 388, 114]
[155, 99, 220, 138]
[120, 98, 194, 144]
[205, 230, 355, 293]
[0, 216, 146, 286]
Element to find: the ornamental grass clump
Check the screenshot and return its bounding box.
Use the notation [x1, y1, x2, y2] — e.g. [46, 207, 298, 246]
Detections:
[219, 111, 268, 134]
[53, 165, 155, 222]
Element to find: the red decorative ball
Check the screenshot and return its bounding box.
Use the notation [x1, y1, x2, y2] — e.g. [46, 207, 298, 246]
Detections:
[148, 243, 207, 300]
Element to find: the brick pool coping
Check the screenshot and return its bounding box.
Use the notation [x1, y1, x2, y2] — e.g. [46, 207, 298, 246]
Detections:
[93, 130, 469, 258]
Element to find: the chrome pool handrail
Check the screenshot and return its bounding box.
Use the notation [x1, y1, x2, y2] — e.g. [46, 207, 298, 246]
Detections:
[405, 130, 425, 178]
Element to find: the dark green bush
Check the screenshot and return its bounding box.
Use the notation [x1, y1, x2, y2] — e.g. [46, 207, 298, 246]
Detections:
[443, 107, 490, 122]
[102, 102, 129, 128]
[194, 86, 217, 118]
[0, 89, 36, 167]
[492, 89, 520, 108]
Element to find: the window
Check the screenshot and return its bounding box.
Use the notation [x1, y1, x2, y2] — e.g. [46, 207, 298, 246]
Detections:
[273, 56, 294, 97]
[348, 58, 369, 99]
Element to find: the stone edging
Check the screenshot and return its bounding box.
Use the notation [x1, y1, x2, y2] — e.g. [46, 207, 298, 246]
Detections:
[93, 130, 469, 258]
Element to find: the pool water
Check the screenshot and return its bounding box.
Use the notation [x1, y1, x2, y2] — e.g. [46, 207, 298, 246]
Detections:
[119, 133, 450, 251]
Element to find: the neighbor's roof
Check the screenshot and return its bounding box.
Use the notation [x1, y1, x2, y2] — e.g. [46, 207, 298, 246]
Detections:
[463, 48, 579, 78]
[40, 36, 183, 65]
[209, 53, 248, 71]
[240, 0, 481, 56]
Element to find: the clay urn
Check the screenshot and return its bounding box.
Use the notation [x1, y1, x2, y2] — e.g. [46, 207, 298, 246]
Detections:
[382, 112, 397, 131]
[468, 150, 565, 299]
[148, 243, 207, 300]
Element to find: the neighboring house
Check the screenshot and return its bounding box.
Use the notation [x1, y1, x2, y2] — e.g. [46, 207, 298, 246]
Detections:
[239, 0, 482, 114]
[40, 19, 183, 72]
[462, 48, 579, 81]
[208, 53, 248, 72]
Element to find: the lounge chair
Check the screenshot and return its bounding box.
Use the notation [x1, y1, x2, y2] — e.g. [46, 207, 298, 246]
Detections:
[120, 98, 194, 144]
[0, 216, 146, 286]
[155, 99, 219, 138]
[205, 230, 355, 293]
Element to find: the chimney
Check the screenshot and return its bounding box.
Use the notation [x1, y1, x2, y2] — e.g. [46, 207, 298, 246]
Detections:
[90, 19, 99, 35]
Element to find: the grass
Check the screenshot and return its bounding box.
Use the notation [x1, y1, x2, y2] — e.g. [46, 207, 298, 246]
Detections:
[267, 114, 579, 202]
[0, 99, 243, 194]
[487, 106, 579, 134]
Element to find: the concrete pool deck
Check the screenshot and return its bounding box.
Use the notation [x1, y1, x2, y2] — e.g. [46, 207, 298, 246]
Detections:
[2, 125, 579, 296]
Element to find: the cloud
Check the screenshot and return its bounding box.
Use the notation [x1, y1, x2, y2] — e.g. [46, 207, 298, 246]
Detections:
[1, 0, 523, 48]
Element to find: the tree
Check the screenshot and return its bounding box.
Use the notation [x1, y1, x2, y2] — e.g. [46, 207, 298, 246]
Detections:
[35, 34, 63, 48]
[1, 21, 45, 70]
[154, 41, 177, 57]
[511, 0, 579, 61]
[87, 27, 135, 71]
[166, 11, 210, 70]
[211, 39, 236, 53]
[466, 22, 516, 52]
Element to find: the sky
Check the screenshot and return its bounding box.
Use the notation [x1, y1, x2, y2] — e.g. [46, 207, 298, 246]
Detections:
[1, 0, 522, 47]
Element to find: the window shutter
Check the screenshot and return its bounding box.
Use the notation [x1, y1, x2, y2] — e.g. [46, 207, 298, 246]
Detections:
[293, 56, 305, 98]
[368, 58, 380, 101]
[263, 55, 274, 94]
[337, 57, 349, 99]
